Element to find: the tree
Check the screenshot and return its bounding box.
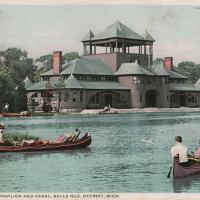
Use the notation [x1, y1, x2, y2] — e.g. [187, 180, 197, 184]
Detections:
[0, 67, 15, 112]
[3, 48, 36, 85]
[63, 51, 80, 63]
[14, 83, 27, 113]
[177, 61, 200, 83]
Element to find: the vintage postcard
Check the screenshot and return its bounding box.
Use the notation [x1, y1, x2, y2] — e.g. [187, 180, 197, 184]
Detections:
[1, 0, 200, 199]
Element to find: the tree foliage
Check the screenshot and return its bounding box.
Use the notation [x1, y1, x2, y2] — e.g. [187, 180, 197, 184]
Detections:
[0, 67, 15, 112]
[14, 83, 28, 113]
[3, 48, 36, 85]
[176, 61, 200, 83]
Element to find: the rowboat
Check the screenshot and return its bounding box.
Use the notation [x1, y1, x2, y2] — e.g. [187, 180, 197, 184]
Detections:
[1, 112, 31, 117]
[99, 108, 118, 115]
[0, 133, 92, 152]
[173, 156, 200, 178]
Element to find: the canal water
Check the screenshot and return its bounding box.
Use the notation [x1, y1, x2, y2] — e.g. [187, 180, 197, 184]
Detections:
[0, 112, 200, 193]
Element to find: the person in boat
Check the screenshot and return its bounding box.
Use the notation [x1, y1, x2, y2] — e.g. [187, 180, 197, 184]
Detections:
[64, 128, 81, 142]
[171, 136, 188, 166]
[3, 103, 9, 113]
[0, 123, 5, 143]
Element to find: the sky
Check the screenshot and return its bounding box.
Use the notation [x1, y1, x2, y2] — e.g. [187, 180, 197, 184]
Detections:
[0, 4, 200, 65]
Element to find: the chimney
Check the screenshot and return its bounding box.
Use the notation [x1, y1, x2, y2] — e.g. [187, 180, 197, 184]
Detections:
[164, 57, 173, 70]
[53, 51, 62, 74]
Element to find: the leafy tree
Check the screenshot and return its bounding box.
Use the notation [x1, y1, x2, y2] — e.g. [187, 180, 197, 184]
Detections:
[176, 61, 200, 83]
[153, 58, 164, 63]
[14, 83, 28, 113]
[3, 48, 36, 85]
[36, 54, 52, 70]
[0, 67, 15, 112]
[63, 51, 80, 63]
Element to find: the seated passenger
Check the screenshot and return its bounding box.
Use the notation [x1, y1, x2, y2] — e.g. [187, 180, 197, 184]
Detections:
[194, 147, 200, 158]
[0, 123, 5, 144]
[171, 136, 188, 166]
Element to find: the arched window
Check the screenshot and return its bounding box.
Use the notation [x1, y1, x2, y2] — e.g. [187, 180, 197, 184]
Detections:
[89, 93, 100, 104]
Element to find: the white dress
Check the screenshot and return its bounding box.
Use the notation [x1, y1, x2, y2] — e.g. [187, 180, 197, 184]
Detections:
[0, 129, 3, 142]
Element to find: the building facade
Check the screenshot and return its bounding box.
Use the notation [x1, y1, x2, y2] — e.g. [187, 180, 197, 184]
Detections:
[26, 21, 200, 111]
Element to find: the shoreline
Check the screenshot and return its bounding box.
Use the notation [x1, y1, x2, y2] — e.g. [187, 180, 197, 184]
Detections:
[1, 107, 200, 117]
[63, 107, 200, 114]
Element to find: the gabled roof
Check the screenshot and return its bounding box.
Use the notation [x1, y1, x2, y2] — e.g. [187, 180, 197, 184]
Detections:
[151, 61, 169, 76]
[26, 80, 60, 91]
[23, 76, 33, 89]
[169, 82, 199, 91]
[26, 75, 129, 91]
[151, 61, 188, 79]
[92, 21, 145, 41]
[64, 74, 85, 89]
[116, 60, 154, 76]
[61, 56, 115, 75]
[40, 69, 54, 76]
[81, 30, 95, 41]
[144, 29, 155, 42]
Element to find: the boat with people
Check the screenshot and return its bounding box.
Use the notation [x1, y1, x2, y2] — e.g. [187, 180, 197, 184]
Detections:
[1, 111, 31, 117]
[99, 106, 118, 115]
[173, 156, 200, 178]
[0, 133, 92, 152]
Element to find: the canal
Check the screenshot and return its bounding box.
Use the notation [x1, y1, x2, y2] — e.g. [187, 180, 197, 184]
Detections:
[0, 112, 200, 192]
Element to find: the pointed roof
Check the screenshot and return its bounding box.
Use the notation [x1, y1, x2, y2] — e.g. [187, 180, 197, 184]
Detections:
[92, 21, 144, 41]
[116, 60, 154, 76]
[144, 29, 155, 42]
[23, 76, 33, 89]
[81, 30, 95, 42]
[61, 56, 114, 75]
[151, 61, 187, 78]
[151, 61, 170, 76]
[64, 74, 85, 89]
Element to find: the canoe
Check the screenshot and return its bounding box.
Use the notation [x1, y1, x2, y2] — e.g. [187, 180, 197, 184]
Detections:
[0, 133, 92, 152]
[99, 109, 118, 114]
[173, 156, 200, 178]
[1, 113, 31, 117]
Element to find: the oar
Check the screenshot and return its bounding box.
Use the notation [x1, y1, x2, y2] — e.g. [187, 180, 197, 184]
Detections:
[167, 167, 172, 178]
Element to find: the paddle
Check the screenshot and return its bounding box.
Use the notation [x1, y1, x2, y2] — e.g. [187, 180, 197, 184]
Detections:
[167, 167, 172, 178]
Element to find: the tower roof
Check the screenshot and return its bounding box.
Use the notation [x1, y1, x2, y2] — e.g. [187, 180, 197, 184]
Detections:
[91, 21, 145, 41]
[81, 30, 95, 41]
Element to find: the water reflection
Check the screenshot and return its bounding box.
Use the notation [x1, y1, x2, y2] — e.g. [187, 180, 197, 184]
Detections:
[173, 174, 200, 192]
[0, 148, 92, 162]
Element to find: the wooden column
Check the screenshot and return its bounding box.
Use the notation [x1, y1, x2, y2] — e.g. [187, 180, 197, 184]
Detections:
[94, 44, 96, 54]
[144, 45, 146, 55]
[105, 42, 107, 53]
[89, 42, 92, 55]
[116, 41, 118, 53]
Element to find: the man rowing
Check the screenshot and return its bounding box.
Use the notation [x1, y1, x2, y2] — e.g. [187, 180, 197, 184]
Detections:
[171, 136, 188, 166]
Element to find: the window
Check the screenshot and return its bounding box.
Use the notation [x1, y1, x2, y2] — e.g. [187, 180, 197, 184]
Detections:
[43, 76, 49, 81]
[80, 91, 83, 102]
[133, 76, 137, 84]
[92, 76, 100, 81]
[170, 95, 176, 104]
[147, 76, 151, 84]
[64, 92, 69, 102]
[73, 98, 76, 102]
[188, 95, 197, 103]
[165, 77, 168, 84]
[89, 93, 100, 104]
[140, 95, 142, 103]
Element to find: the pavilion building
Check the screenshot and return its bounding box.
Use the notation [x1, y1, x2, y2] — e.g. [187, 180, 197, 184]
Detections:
[26, 21, 200, 111]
